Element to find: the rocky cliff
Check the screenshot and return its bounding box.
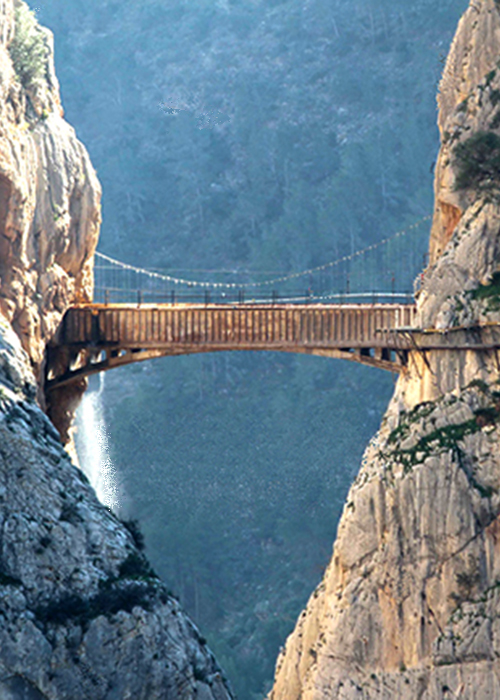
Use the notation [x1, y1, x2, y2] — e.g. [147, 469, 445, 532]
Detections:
[270, 0, 500, 698]
[0, 3, 233, 698]
[0, 0, 101, 441]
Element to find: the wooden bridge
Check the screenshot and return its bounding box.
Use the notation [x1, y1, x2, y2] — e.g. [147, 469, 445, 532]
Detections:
[46, 302, 418, 389]
[45, 302, 500, 391]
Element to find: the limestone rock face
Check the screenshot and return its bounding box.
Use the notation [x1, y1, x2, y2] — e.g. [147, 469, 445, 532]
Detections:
[0, 319, 233, 699]
[269, 1, 500, 698]
[429, 0, 500, 266]
[0, 0, 100, 378]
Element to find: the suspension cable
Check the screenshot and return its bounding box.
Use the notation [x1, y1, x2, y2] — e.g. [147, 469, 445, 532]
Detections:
[94, 215, 431, 290]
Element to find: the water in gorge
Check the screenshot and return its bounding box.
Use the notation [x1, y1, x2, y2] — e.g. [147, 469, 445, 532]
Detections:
[75, 374, 119, 510]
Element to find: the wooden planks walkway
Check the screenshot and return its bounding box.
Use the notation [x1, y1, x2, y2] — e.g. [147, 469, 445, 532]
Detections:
[46, 303, 418, 389]
[64, 303, 417, 350]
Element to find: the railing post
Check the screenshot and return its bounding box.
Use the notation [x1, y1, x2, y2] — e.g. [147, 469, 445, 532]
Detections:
[272, 290, 278, 305]
[205, 289, 211, 306]
[171, 290, 176, 305]
[104, 290, 109, 306]
[137, 290, 143, 305]
[238, 289, 245, 304]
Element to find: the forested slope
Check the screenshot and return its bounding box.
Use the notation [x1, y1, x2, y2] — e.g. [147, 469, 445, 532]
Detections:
[33, 0, 467, 697]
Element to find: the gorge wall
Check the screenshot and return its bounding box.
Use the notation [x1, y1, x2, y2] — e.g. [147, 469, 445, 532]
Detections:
[269, 0, 500, 698]
[0, 2, 233, 698]
[0, 0, 100, 441]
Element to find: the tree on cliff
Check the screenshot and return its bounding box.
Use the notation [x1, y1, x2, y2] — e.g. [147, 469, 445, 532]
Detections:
[9, 3, 47, 89]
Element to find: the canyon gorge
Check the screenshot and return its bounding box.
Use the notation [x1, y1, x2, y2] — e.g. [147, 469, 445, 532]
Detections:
[2, 0, 500, 698]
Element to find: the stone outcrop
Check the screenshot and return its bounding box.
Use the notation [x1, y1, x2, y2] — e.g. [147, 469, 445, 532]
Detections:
[0, 3, 233, 698]
[269, 1, 500, 698]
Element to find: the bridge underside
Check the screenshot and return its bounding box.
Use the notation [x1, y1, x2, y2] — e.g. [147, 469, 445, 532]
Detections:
[46, 342, 407, 390]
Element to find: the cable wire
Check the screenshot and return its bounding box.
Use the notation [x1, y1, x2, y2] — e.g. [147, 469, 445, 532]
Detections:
[94, 215, 431, 290]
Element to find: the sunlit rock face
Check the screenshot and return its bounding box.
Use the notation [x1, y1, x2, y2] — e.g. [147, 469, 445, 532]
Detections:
[0, 3, 234, 698]
[269, 1, 500, 698]
[0, 0, 100, 394]
[429, 0, 500, 266]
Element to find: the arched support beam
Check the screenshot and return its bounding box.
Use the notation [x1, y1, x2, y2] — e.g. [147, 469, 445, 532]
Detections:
[46, 343, 405, 392]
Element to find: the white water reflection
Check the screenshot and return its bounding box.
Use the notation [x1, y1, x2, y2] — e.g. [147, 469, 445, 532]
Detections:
[75, 374, 119, 510]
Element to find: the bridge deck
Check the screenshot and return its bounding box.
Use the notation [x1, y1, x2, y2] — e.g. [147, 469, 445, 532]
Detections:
[46, 303, 418, 388]
[65, 302, 417, 349]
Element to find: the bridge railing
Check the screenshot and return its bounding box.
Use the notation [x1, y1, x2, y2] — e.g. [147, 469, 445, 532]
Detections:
[92, 283, 415, 306]
[92, 216, 430, 306]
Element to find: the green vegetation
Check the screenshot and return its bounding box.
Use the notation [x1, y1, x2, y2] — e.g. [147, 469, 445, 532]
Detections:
[490, 89, 500, 107]
[0, 568, 22, 587]
[59, 502, 83, 525]
[453, 568, 481, 603]
[9, 4, 47, 90]
[486, 70, 497, 87]
[33, 583, 157, 629]
[490, 110, 500, 130]
[382, 390, 500, 484]
[34, 551, 166, 629]
[387, 400, 437, 445]
[467, 378, 491, 395]
[118, 552, 158, 581]
[388, 420, 480, 474]
[121, 518, 146, 551]
[472, 272, 500, 310]
[52, 206, 63, 223]
[453, 131, 500, 190]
